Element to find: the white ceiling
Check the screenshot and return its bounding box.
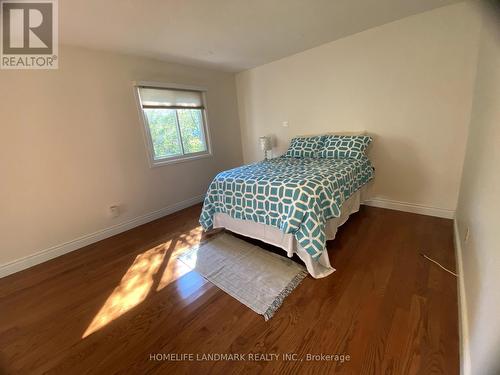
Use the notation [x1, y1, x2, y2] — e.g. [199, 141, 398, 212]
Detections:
[60, 0, 462, 72]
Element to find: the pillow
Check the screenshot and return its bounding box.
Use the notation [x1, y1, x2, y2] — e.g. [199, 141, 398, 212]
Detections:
[318, 135, 372, 159]
[284, 136, 324, 158]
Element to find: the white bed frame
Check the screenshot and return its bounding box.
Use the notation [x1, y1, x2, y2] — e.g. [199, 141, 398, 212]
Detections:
[213, 187, 366, 279]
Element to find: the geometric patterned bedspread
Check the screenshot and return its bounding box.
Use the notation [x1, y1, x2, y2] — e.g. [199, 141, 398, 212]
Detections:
[199, 156, 374, 260]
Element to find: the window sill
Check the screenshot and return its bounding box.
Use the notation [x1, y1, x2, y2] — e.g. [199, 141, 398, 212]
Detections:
[150, 152, 212, 168]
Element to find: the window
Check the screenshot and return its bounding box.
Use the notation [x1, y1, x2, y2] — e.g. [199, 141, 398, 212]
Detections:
[135, 83, 211, 166]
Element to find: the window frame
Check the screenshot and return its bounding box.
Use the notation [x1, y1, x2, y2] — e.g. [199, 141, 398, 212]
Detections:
[133, 81, 213, 167]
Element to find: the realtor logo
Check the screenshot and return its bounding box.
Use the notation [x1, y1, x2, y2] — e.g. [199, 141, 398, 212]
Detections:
[1, 0, 58, 69]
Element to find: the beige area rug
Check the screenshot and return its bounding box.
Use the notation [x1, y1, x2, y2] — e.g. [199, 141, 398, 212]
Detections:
[178, 233, 308, 320]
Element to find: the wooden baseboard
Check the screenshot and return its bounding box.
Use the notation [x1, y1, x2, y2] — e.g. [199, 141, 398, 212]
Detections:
[0, 195, 205, 278]
[363, 197, 455, 219]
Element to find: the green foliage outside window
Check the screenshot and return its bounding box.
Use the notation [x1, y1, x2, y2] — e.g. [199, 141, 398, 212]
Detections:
[144, 108, 206, 160]
[178, 109, 206, 154]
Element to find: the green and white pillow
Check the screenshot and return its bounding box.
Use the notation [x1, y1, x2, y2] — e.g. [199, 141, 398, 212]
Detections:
[318, 135, 372, 159]
[284, 136, 324, 158]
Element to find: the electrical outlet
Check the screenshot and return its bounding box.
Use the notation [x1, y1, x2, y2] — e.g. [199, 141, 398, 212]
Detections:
[282, 121, 289, 128]
[109, 205, 120, 218]
[465, 227, 470, 242]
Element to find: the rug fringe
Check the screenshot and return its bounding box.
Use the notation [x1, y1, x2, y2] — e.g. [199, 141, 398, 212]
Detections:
[263, 269, 308, 321]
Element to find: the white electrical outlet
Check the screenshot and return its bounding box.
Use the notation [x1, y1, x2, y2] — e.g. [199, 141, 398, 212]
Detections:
[109, 205, 120, 218]
[465, 227, 470, 242]
[282, 121, 289, 128]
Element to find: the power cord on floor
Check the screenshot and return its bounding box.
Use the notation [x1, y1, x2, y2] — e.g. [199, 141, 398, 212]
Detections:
[420, 252, 458, 277]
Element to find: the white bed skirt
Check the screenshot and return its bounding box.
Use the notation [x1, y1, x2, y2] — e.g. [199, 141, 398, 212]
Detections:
[213, 189, 362, 279]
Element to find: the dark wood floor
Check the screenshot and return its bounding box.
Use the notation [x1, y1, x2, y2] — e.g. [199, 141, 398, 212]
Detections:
[0, 204, 459, 375]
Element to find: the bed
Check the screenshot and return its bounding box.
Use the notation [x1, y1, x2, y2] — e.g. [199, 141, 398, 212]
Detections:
[199, 139, 375, 278]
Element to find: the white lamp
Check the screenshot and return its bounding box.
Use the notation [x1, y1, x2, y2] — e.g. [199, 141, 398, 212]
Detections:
[259, 136, 272, 160]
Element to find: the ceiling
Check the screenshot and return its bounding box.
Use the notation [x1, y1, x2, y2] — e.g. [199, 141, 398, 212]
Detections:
[60, 0, 462, 72]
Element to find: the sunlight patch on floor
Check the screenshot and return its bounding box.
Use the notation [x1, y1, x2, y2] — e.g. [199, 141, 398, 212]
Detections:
[157, 228, 203, 291]
[83, 242, 168, 338]
[82, 227, 204, 338]
[156, 255, 192, 291]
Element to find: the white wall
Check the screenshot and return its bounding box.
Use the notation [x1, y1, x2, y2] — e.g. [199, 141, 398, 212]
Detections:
[455, 2, 500, 374]
[236, 2, 480, 214]
[0, 46, 242, 270]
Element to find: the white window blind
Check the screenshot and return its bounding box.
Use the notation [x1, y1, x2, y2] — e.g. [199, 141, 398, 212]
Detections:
[138, 87, 204, 109]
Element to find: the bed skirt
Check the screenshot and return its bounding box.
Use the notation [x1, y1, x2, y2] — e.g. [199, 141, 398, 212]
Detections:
[213, 188, 363, 279]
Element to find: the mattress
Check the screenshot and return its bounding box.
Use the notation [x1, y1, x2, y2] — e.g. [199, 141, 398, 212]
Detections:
[200, 156, 374, 261]
[213, 188, 364, 278]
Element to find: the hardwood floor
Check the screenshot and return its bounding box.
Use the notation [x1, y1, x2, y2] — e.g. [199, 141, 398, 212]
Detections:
[0, 204, 459, 374]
